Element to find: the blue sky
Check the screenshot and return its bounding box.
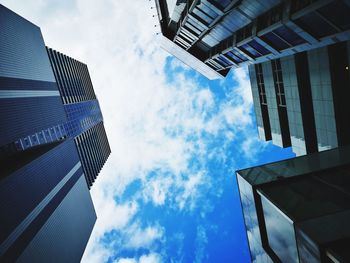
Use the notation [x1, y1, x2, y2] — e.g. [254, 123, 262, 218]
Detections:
[1, 1, 295, 262]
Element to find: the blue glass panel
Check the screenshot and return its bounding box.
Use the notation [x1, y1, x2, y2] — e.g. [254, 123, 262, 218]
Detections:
[273, 26, 306, 46]
[197, 2, 218, 19]
[230, 49, 248, 61]
[261, 32, 290, 51]
[240, 43, 261, 58]
[63, 100, 103, 138]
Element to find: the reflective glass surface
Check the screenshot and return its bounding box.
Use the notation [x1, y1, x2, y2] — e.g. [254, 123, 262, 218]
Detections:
[260, 194, 299, 263]
[295, 13, 337, 39]
[261, 32, 290, 51]
[64, 100, 103, 138]
[273, 26, 306, 46]
[161, 36, 223, 79]
[260, 169, 350, 222]
[237, 175, 273, 263]
[318, 1, 350, 31]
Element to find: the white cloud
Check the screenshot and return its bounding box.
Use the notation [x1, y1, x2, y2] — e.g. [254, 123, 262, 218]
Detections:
[124, 222, 164, 249]
[114, 253, 162, 263]
[139, 253, 162, 263]
[175, 171, 209, 211]
[114, 258, 137, 263]
[194, 226, 208, 263]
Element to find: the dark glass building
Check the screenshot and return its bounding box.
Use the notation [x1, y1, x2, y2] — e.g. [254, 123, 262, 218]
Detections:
[46, 47, 111, 188]
[236, 146, 350, 263]
[249, 41, 350, 156]
[0, 4, 110, 262]
[155, 0, 350, 79]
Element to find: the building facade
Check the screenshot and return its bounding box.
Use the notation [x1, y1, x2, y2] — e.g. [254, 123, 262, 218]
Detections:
[236, 146, 350, 263]
[46, 47, 111, 188]
[0, 4, 110, 262]
[155, 0, 350, 79]
[249, 41, 350, 156]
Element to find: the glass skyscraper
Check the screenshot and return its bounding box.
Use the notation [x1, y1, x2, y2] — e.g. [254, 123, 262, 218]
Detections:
[0, 4, 110, 262]
[236, 146, 350, 263]
[155, 0, 350, 79]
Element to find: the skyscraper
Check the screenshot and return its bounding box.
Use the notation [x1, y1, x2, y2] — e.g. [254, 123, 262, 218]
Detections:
[155, 0, 350, 79]
[249, 41, 350, 156]
[0, 4, 110, 262]
[46, 47, 111, 188]
[236, 145, 350, 263]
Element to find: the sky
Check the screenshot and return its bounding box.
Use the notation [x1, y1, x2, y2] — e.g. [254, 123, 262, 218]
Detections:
[1, 1, 294, 262]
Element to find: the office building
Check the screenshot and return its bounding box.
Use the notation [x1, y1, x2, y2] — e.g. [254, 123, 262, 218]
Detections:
[0, 4, 110, 262]
[236, 146, 350, 263]
[155, 0, 350, 79]
[46, 47, 111, 188]
[155, 0, 350, 155]
[249, 40, 350, 156]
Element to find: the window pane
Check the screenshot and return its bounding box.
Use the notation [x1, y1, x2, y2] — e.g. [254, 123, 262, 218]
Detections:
[248, 40, 270, 55]
[239, 43, 261, 58]
[318, 1, 350, 31]
[273, 26, 306, 46]
[261, 32, 290, 51]
[295, 12, 337, 38]
[260, 195, 299, 263]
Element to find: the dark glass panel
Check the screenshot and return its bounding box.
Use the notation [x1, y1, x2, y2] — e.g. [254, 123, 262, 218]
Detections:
[295, 12, 337, 38]
[192, 8, 213, 24]
[229, 49, 248, 62]
[225, 51, 242, 63]
[239, 43, 261, 58]
[273, 26, 306, 46]
[248, 40, 270, 55]
[261, 32, 290, 51]
[214, 57, 229, 67]
[318, 1, 350, 31]
[196, 2, 218, 19]
[260, 195, 299, 263]
[217, 55, 232, 66]
[212, 0, 231, 9]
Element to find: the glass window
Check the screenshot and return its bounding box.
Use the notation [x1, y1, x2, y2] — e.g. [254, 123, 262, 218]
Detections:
[214, 57, 228, 67]
[295, 12, 337, 38]
[272, 59, 286, 107]
[197, 2, 218, 19]
[273, 26, 306, 46]
[213, 0, 231, 9]
[15, 140, 22, 150]
[192, 8, 213, 24]
[318, 1, 350, 31]
[255, 64, 267, 105]
[239, 43, 261, 58]
[260, 194, 299, 263]
[230, 49, 248, 62]
[249, 40, 270, 55]
[225, 51, 242, 63]
[185, 22, 202, 36]
[217, 55, 233, 66]
[261, 32, 290, 51]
